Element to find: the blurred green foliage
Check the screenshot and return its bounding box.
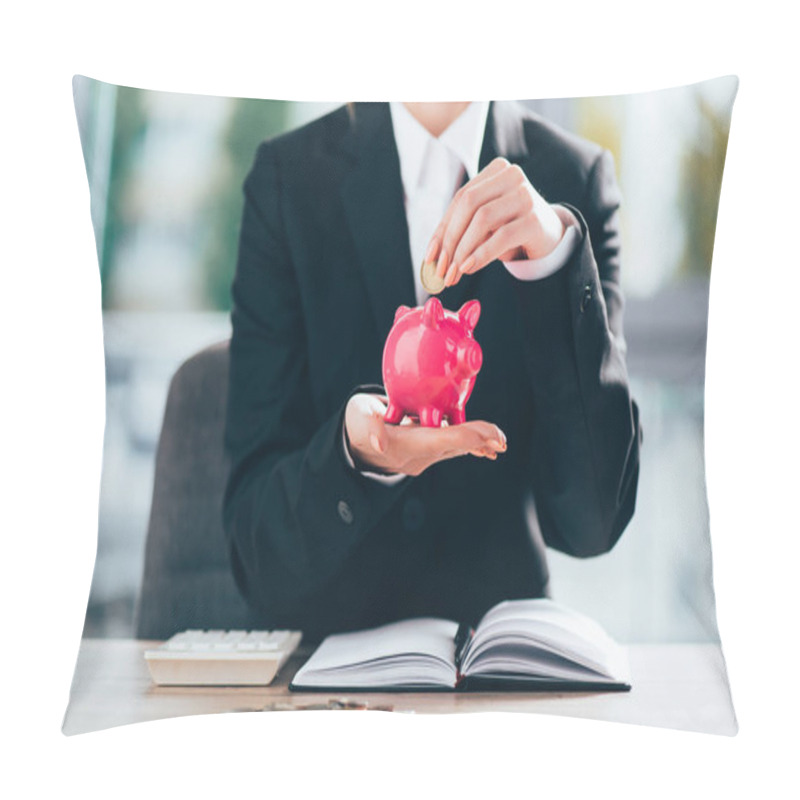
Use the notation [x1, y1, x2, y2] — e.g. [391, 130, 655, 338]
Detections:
[103, 86, 146, 308]
[203, 99, 290, 311]
[95, 86, 290, 311]
[576, 96, 624, 170]
[677, 93, 733, 278]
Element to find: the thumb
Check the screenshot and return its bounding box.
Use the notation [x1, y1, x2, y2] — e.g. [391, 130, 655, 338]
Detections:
[368, 411, 389, 455]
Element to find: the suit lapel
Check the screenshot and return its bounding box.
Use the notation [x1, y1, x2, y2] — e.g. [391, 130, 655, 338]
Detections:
[478, 99, 529, 169]
[339, 103, 417, 343]
[337, 101, 532, 329]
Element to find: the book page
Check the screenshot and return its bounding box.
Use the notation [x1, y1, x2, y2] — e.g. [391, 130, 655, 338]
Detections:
[464, 599, 628, 682]
[292, 617, 459, 688]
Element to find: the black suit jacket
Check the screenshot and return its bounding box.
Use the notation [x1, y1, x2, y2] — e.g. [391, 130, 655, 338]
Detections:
[223, 101, 642, 642]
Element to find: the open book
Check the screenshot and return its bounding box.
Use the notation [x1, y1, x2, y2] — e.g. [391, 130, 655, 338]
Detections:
[290, 598, 630, 692]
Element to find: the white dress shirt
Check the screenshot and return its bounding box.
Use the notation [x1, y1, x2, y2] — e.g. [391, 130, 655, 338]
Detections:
[389, 101, 579, 305]
[344, 102, 580, 481]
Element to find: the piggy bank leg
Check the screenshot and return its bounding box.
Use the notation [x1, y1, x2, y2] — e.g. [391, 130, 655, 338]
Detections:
[419, 407, 443, 428]
[448, 407, 466, 425]
[384, 400, 405, 425]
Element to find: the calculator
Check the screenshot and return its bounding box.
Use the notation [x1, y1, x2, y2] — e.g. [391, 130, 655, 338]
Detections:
[144, 629, 302, 686]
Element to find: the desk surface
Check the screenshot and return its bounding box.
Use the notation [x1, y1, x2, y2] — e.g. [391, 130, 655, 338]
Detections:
[62, 639, 737, 736]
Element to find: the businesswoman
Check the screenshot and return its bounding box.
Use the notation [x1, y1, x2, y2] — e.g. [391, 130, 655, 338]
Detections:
[223, 101, 642, 641]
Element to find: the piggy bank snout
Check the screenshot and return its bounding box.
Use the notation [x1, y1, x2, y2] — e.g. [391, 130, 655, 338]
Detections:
[457, 339, 483, 377]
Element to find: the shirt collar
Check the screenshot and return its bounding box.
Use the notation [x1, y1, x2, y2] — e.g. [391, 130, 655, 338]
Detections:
[389, 101, 490, 196]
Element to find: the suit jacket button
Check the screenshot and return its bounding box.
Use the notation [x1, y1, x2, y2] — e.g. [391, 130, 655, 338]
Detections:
[337, 500, 354, 525]
[580, 284, 592, 313]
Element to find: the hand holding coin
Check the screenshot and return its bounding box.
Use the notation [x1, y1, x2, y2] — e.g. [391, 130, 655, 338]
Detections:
[424, 157, 565, 289]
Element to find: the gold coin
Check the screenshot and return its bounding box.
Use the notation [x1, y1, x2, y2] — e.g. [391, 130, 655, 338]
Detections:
[420, 259, 445, 295]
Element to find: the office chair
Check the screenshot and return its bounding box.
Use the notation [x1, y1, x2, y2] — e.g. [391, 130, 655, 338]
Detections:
[135, 340, 258, 640]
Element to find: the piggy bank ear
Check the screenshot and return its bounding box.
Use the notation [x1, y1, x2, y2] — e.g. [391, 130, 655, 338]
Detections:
[422, 297, 445, 329]
[394, 305, 412, 325]
[458, 300, 481, 332]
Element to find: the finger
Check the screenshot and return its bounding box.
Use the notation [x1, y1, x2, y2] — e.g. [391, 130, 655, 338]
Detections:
[423, 229, 442, 269]
[469, 157, 510, 185]
[439, 170, 509, 282]
[431, 158, 510, 279]
[367, 411, 388, 455]
[440, 168, 522, 286]
[458, 217, 534, 282]
[449, 418, 506, 439]
[464, 431, 506, 455]
[344, 394, 393, 469]
[351, 392, 388, 413]
[386, 418, 506, 465]
[428, 441, 499, 467]
[467, 448, 493, 458]
[465, 422, 507, 451]
[392, 430, 504, 476]
[449, 192, 522, 276]
[436, 421, 507, 454]
[346, 393, 376, 441]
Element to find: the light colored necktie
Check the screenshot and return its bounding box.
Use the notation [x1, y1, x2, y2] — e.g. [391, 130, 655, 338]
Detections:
[407, 137, 464, 305]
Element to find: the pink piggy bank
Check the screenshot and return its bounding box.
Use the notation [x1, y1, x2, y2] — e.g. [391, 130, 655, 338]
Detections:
[382, 297, 483, 427]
